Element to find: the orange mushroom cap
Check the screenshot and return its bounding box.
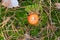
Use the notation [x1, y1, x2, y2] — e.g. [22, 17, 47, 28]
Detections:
[28, 13, 39, 25]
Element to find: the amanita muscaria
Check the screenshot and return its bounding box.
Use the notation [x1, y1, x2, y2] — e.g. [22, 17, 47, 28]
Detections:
[2, 0, 19, 8]
[27, 12, 39, 25]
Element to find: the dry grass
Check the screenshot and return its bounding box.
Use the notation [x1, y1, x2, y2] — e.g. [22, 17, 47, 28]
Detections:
[0, 0, 60, 40]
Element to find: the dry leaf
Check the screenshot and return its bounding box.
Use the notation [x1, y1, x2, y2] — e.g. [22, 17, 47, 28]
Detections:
[55, 3, 60, 9]
[2, 0, 19, 8]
